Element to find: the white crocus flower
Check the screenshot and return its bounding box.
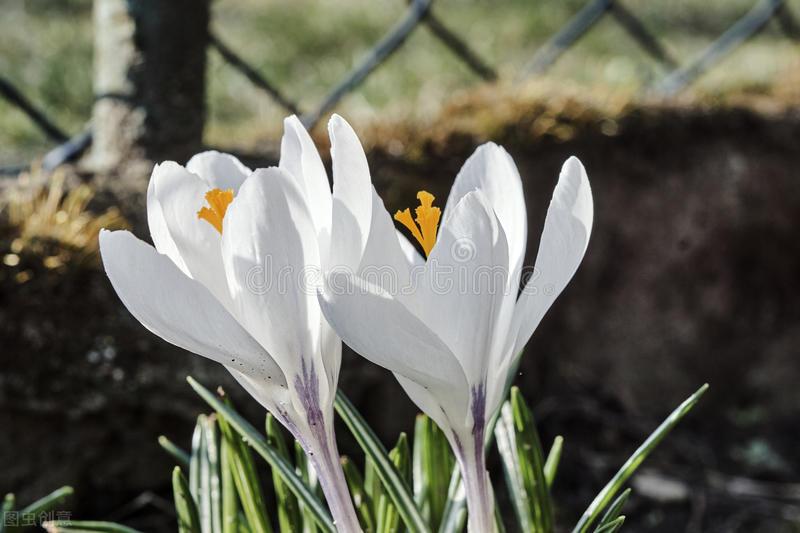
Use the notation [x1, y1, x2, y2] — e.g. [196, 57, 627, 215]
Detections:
[318, 145, 593, 532]
[100, 115, 373, 532]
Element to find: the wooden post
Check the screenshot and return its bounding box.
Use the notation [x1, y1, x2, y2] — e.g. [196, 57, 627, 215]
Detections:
[91, 0, 210, 189]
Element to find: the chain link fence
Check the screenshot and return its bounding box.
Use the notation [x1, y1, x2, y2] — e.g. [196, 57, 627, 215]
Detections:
[1, 0, 798, 175]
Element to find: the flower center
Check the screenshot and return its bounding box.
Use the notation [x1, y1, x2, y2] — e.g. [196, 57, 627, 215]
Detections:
[197, 188, 234, 234]
[394, 190, 441, 257]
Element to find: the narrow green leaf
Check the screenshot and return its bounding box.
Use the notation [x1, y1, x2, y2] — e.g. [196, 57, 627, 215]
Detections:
[159, 435, 191, 468]
[341, 456, 375, 532]
[187, 377, 334, 533]
[1, 494, 15, 533]
[20, 486, 73, 516]
[266, 414, 303, 533]
[334, 392, 429, 533]
[41, 521, 144, 533]
[495, 405, 533, 532]
[198, 416, 214, 533]
[573, 384, 709, 533]
[295, 439, 320, 533]
[593, 516, 624, 533]
[364, 457, 382, 507]
[392, 433, 411, 484]
[543, 436, 564, 489]
[436, 469, 466, 533]
[220, 439, 239, 533]
[190, 418, 204, 501]
[377, 434, 409, 533]
[203, 416, 223, 533]
[597, 489, 630, 529]
[173, 466, 202, 533]
[412, 415, 454, 530]
[217, 402, 273, 533]
[509, 388, 553, 532]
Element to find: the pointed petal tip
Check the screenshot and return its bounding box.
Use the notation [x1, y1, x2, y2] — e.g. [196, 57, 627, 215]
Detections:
[327, 113, 357, 141]
[284, 114, 304, 130]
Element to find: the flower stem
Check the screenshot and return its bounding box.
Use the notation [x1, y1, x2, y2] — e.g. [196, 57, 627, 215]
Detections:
[306, 427, 362, 533]
[456, 435, 496, 533]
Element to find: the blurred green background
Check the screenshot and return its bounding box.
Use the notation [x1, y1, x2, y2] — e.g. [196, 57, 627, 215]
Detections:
[1, 0, 798, 165]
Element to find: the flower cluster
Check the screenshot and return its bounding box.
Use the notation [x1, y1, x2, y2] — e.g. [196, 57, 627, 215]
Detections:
[100, 115, 593, 532]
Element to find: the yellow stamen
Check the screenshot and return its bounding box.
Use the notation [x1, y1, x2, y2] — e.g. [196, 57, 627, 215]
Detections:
[394, 190, 441, 257]
[197, 188, 234, 234]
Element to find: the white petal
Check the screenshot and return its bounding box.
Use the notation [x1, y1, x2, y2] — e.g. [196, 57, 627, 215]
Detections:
[152, 161, 232, 309]
[100, 230, 286, 388]
[357, 188, 417, 293]
[221, 167, 324, 381]
[318, 273, 469, 397]
[418, 190, 510, 387]
[279, 116, 333, 246]
[396, 230, 425, 270]
[328, 114, 373, 272]
[395, 373, 468, 441]
[186, 150, 252, 192]
[512, 156, 593, 355]
[226, 366, 293, 419]
[147, 168, 189, 275]
[442, 143, 527, 283]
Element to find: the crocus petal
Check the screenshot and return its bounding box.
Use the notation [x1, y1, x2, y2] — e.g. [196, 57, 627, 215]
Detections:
[395, 373, 468, 443]
[418, 190, 510, 387]
[186, 150, 252, 192]
[221, 167, 327, 393]
[147, 169, 189, 275]
[318, 273, 469, 399]
[99, 230, 286, 388]
[279, 116, 333, 247]
[511, 156, 593, 355]
[357, 188, 418, 293]
[442, 143, 527, 284]
[328, 114, 373, 272]
[226, 366, 294, 421]
[396, 230, 425, 270]
[152, 161, 232, 309]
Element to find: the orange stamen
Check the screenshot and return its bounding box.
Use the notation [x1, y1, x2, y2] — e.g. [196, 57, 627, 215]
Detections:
[197, 188, 234, 234]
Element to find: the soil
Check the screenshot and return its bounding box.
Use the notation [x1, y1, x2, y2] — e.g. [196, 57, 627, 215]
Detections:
[1, 99, 799, 532]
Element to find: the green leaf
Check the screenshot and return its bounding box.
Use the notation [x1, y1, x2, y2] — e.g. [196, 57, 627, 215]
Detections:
[364, 457, 382, 507]
[436, 470, 466, 533]
[341, 456, 375, 532]
[597, 489, 630, 529]
[334, 392, 429, 533]
[18, 485, 74, 528]
[190, 418, 204, 501]
[509, 387, 553, 533]
[376, 434, 410, 533]
[173, 466, 202, 533]
[495, 406, 533, 532]
[158, 435, 191, 468]
[412, 415, 454, 530]
[41, 521, 144, 533]
[220, 439, 240, 533]
[1, 494, 15, 533]
[573, 384, 709, 533]
[543, 436, 564, 489]
[217, 402, 273, 533]
[203, 416, 223, 533]
[266, 414, 303, 533]
[295, 439, 320, 533]
[187, 377, 334, 533]
[593, 516, 624, 533]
